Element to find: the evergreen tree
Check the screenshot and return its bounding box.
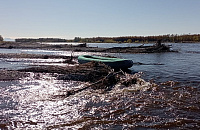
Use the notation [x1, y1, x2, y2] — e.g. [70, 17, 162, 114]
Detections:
[0, 35, 3, 41]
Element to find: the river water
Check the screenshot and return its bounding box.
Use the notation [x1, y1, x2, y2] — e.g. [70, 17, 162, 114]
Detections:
[0, 43, 200, 129]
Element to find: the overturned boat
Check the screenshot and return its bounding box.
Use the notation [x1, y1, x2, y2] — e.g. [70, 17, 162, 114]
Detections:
[78, 55, 133, 69]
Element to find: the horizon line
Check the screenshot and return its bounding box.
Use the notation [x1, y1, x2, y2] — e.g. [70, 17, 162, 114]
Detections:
[3, 33, 200, 40]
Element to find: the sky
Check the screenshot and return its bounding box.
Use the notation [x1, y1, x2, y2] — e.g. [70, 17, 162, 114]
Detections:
[1, 0, 200, 40]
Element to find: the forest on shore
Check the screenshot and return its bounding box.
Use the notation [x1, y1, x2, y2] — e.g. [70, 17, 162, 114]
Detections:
[1, 34, 200, 43]
[71, 34, 200, 43]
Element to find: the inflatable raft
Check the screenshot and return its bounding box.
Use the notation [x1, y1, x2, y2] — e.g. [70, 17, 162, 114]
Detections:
[78, 55, 133, 69]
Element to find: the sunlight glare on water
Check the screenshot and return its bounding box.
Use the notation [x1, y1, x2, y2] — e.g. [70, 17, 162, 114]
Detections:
[1, 73, 88, 129]
[1, 71, 160, 129]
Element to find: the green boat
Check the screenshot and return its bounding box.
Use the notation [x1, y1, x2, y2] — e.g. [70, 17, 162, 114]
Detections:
[78, 55, 133, 69]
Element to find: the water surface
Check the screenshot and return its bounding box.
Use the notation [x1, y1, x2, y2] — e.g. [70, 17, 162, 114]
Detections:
[0, 43, 200, 129]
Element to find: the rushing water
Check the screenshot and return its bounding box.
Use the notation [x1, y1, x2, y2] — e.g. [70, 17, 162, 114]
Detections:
[0, 43, 200, 129]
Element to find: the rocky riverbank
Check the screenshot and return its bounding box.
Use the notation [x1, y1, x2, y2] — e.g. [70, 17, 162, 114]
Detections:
[0, 41, 173, 53]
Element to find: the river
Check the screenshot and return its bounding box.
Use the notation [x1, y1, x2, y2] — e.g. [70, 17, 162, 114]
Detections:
[0, 43, 200, 129]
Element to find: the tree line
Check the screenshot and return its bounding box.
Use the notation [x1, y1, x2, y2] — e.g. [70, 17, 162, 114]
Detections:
[15, 38, 67, 42]
[70, 34, 200, 43]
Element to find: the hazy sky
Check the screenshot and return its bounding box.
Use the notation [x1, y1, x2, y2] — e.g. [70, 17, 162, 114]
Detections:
[1, 0, 200, 39]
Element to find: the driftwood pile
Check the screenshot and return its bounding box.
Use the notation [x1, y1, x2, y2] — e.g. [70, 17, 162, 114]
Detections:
[0, 53, 71, 59]
[18, 61, 141, 96]
[105, 44, 171, 53]
[19, 61, 112, 82]
[64, 70, 138, 97]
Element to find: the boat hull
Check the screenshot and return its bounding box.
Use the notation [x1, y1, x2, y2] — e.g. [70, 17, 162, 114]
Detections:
[78, 55, 133, 69]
